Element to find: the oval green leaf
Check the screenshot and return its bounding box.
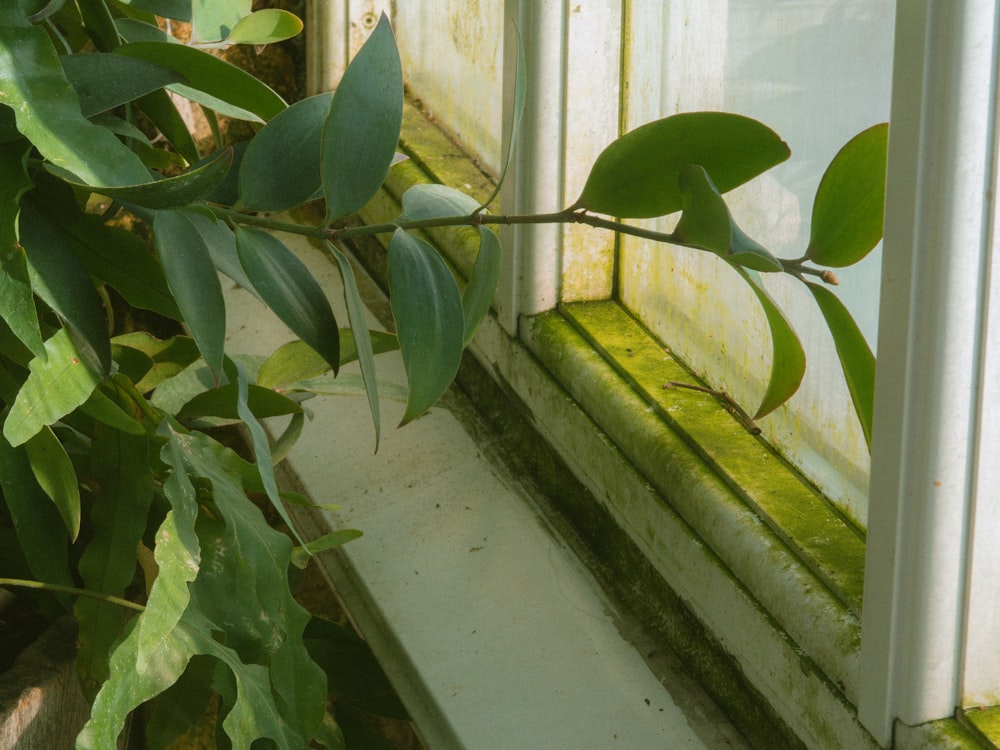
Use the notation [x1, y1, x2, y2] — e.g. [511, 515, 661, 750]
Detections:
[115, 41, 286, 122]
[807, 283, 875, 449]
[60, 52, 185, 117]
[576, 112, 790, 219]
[806, 123, 888, 267]
[674, 165, 782, 272]
[238, 93, 333, 211]
[322, 13, 403, 223]
[398, 183, 480, 222]
[732, 267, 806, 419]
[153, 209, 227, 382]
[388, 229, 464, 425]
[235, 226, 341, 374]
[226, 9, 303, 46]
[177, 383, 303, 422]
[49, 148, 232, 210]
[463, 227, 502, 345]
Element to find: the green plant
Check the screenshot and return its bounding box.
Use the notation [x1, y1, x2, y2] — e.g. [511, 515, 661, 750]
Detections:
[0, 1, 885, 748]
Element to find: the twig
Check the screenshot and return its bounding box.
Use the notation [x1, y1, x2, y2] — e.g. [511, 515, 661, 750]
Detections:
[663, 381, 762, 435]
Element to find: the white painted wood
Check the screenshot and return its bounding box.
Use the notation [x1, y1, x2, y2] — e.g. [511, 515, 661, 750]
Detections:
[616, 0, 894, 526]
[859, 0, 1000, 742]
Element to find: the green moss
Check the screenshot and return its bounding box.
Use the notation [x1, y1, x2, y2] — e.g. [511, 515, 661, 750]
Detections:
[963, 706, 1000, 749]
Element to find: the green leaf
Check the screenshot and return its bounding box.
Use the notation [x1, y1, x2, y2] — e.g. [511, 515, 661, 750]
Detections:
[0, 11, 151, 187]
[77, 0, 123, 52]
[322, 13, 403, 223]
[674, 165, 782, 272]
[26, 174, 179, 319]
[23, 425, 81, 540]
[481, 19, 526, 210]
[0, 432, 73, 590]
[191, 0, 250, 43]
[153, 209, 227, 383]
[49, 147, 232, 210]
[327, 243, 385, 446]
[388, 229, 464, 425]
[177, 382, 303, 422]
[256, 331, 399, 390]
[60, 52, 185, 117]
[116, 41, 286, 122]
[117, 0, 191, 21]
[114, 331, 201, 393]
[183, 208, 256, 292]
[806, 123, 888, 267]
[0, 140, 44, 359]
[235, 226, 341, 373]
[732, 268, 806, 419]
[807, 283, 875, 449]
[143, 656, 217, 749]
[576, 112, 790, 219]
[80, 379, 148, 435]
[398, 183, 480, 222]
[463, 228, 502, 345]
[135, 89, 200, 165]
[75, 413, 155, 699]
[238, 92, 333, 211]
[226, 9, 303, 46]
[4, 328, 102, 447]
[19, 198, 112, 375]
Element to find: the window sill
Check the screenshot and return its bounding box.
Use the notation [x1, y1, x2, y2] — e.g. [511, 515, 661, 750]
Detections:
[341, 99, 997, 750]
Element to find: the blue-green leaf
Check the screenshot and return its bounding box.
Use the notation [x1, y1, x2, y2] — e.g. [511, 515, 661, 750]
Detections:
[577, 112, 790, 219]
[322, 13, 403, 223]
[235, 226, 341, 373]
[732, 268, 806, 419]
[463, 228, 502, 345]
[61, 52, 184, 117]
[153, 209, 227, 382]
[49, 147, 232, 210]
[4, 327, 103, 447]
[806, 123, 888, 267]
[398, 183, 480, 222]
[116, 41, 286, 122]
[807, 283, 875, 449]
[238, 92, 333, 211]
[0, 10, 150, 187]
[388, 229, 464, 425]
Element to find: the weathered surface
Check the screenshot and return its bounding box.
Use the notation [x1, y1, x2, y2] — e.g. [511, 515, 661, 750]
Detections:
[0, 617, 90, 750]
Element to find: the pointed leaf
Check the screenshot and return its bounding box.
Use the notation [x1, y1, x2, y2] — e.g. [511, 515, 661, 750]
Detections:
[136, 89, 200, 165]
[576, 112, 790, 218]
[806, 123, 888, 267]
[327, 242, 385, 446]
[24, 425, 81, 540]
[388, 229, 464, 425]
[184, 208, 256, 292]
[60, 52, 185, 117]
[807, 283, 875, 449]
[226, 9, 303, 46]
[117, 1, 191, 21]
[733, 268, 806, 419]
[322, 13, 403, 223]
[463, 228, 502, 344]
[20, 198, 112, 375]
[256, 331, 398, 390]
[674, 165, 782, 272]
[177, 382, 303, 422]
[0, 9, 151, 187]
[481, 20, 526, 209]
[114, 332, 201, 393]
[0, 433, 73, 589]
[49, 148, 232, 210]
[4, 327, 102, 446]
[235, 226, 341, 373]
[0, 140, 44, 359]
[238, 92, 333, 211]
[398, 183, 480, 222]
[116, 41, 286, 122]
[153, 209, 227, 382]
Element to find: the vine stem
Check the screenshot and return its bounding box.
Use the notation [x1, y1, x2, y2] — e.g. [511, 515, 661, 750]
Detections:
[0, 577, 145, 612]
[210, 205, 837, 284]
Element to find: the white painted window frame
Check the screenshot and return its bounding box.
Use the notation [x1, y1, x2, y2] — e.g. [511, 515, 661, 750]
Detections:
[307, 1, 1000, 744]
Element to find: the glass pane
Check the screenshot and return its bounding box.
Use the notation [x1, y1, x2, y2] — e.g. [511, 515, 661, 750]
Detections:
[619, 0, 895, 525]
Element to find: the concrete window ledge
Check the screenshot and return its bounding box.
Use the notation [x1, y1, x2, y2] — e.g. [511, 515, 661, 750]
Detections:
[224, 238, 749, 750]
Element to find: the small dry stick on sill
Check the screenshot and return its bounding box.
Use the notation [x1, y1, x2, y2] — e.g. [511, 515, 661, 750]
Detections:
[663, 381, 762, 435]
